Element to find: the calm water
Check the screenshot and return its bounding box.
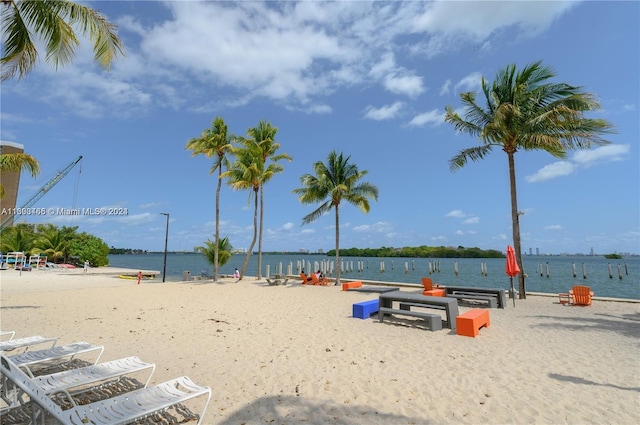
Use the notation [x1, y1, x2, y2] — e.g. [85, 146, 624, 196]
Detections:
[107, 253, 640, 300]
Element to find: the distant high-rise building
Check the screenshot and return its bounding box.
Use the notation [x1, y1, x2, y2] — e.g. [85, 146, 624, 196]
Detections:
[529, 248, 532, 256]
[590, 247, 595, 256]
[536, 247, 540, 256]
[0, 141, 25, 229]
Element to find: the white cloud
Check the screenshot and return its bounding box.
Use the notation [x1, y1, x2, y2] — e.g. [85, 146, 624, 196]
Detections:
[410, 1, 577, 57]
[440, 79, 452, 96]
[446, 210, 467, 218]
[544, 225, 563, 230]
[114, 212, 157, 225]
[463, 217, 480, 224]
[370, 52, 425, 97]
[572, 144, 631, 166]
[279, 222, 295, 231]
[526, 161, 575, 183]
[10, 1, 579, 116]
[353, 221, 393, 233]
[527, 145, 630, 183]
[408, 109, 445, 127]
[363, 102, 404, 121]
[383, 73, 425, 97]
[454, 72, 482, 93]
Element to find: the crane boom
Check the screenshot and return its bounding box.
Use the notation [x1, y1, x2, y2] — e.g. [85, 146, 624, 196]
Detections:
[0, 155, 82, 233]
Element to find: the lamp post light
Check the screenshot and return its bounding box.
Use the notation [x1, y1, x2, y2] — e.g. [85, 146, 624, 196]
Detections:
[160, 213, 169, 282]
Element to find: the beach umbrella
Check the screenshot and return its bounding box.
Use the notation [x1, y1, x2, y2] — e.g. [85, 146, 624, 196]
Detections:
[505, 245, 520, 307]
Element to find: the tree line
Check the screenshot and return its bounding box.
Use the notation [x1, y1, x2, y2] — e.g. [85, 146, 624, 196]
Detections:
[327, 246, 504, 259]
[0, 223, 110, 266]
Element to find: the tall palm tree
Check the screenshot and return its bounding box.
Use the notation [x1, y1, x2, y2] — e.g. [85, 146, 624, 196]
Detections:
[186, 117, 233, 281]
[222, 142, 263, 280]
[195, 236, 233, 272]
[244, 120, 292, 279]
[1, 0, 124, 81]
[444, 61, 613, 298]
[0, 152, 39, 199]
[293, 151, 378, 285]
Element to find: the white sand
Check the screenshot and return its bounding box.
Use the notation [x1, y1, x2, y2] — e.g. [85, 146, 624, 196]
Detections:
[1, 268, 639, 424]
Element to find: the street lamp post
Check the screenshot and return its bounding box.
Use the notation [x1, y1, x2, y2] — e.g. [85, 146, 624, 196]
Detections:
[161, 213, 169, 282]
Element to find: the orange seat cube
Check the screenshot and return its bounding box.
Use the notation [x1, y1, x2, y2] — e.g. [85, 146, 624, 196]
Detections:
[456, 309, 490, 337]
[423, 288, 445, 297]
[342, 281, 363, 291]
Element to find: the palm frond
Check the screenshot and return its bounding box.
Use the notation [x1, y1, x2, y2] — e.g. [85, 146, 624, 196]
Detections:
[449, 145, 494, 171]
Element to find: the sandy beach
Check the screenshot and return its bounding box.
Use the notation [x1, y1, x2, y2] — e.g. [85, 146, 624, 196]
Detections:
[1, 267, 639, 424]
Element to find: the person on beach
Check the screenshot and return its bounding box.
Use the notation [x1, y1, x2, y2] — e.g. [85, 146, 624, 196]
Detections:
[83, 260, 89, 273]
[302, 269, 313, 282]
[233, 268, 240, 278]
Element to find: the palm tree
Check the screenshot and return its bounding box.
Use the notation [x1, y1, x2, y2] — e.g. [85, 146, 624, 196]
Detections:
[222, 142, 263, 280]
[195, 236, 233, 272]
[32, 224, 66, 262]
[0, 151, 39, 199]
[186, 117, 233, 282]
[0, 223, 33, 254]
[1, 0, 124, 81]
[444, 61, 613, 299]
[244, 120, 292, 279]
[293, 151, 378, 285]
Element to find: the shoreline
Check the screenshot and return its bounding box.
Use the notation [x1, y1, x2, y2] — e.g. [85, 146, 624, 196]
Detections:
[6, 266, 638, 303]
[1, 268, 639, 424]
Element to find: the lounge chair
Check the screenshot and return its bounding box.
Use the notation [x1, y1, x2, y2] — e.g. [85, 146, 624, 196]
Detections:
[1, 353, 211, 425]
[310, 273, 330, 286]
[420, 277, 445, 296]
[7, 342, 104, 372]
[558, 285, 594, 306]
[571, 285, 593, 306]
[0, 335, 57, 353]
[28, 356, 155, 394]
[0, 331, 16, 341]
[300, 273, 312, 284]
[421, 277, 433, 291]
[1, 355, 155, 412]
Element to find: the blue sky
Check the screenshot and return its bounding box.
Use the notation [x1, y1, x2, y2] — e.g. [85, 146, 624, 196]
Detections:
[1, 0, 638, 255]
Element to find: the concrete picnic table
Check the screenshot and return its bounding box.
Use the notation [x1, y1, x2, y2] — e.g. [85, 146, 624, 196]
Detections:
[378, 291, 460, 329]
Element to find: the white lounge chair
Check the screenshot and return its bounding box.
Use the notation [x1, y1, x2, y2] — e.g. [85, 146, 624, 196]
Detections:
[32, 356, 156, 393]
[0, 331, 16, 341]
[7, 342, 104, 371]
[1, 354, 211, 425]
[0, 335, 57, 353]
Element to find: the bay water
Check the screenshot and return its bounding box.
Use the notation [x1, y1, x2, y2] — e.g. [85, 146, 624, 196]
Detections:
[108, 253, 639, 300]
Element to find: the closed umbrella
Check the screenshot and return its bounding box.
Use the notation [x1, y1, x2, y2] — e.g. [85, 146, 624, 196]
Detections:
[505, 245, 520, 307]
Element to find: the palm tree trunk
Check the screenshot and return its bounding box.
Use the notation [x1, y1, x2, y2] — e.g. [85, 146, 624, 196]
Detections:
[507, 152, 526, 299]
[213, 165, 222, 281]
[335, 204, 340, 285]
[240, 189, 259, 280]
[257, 185, 264, 279]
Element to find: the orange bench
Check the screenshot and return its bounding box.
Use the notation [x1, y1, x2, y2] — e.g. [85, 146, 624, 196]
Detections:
[456, 309, 490, 337]
[342, 281, 363, 291]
